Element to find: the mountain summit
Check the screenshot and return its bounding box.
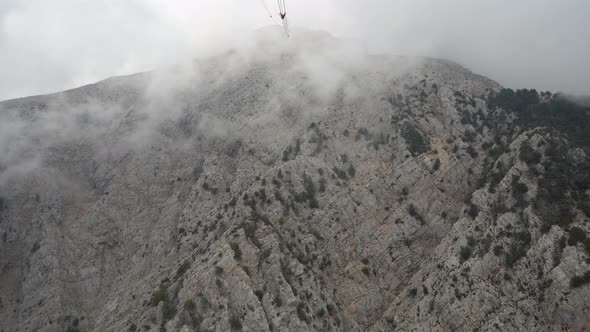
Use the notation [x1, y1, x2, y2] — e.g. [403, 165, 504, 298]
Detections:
[1, 30, 589, 331]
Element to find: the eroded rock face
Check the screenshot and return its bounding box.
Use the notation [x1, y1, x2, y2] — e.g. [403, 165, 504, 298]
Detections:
[1, 30, 589, 332]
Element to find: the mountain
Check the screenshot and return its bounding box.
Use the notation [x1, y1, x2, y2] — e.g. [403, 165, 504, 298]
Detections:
[1, 28, 589, 332]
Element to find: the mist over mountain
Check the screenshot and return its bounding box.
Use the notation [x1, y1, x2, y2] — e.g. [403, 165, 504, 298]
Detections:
[2, 1, 590, 100]
[1, 28, 590, 332]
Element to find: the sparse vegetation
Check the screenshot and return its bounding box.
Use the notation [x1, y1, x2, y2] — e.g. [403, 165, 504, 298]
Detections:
[333, 166, 348, 180]
[408, 204, 425, 224]
[463, 130, 477, 143]
[488, 88, 540, 113]
[261, 248, 272, 261]
[148, 285, 177, 323]
[356, 127, 370, 141]
[489, 89, 590, 149]
[493, 245, 503, 257]
[274, 294, 283, 307]
[326, 303, 336, 315]
[282, 139, 302, 161]
[466, 146, 478, 158]
[316, 308, 326, 317]
[309, 125, 327, 156]
[241, 222, 261, 248]
[466, 204, 479, 219]
[319, 178, 327, 192]
[229, 316, 243, 330]
[184, 299, 196, 311]
[369, 132, 388, 150]
[401, 123, 430, 156]
[568, 227, 587, 246]
[459, 236, 478, 263]
[511, 180, 529, 195]
[347, 164, 356, 178]
[31, 242, 40, 253]
[408, 204, 417, 216]
[511, 176, 529, 204]
[254, 290, 263, 301]
[534, 139, 586, 233]
[505, 231, 532, 268]
[149, 287, 168, 307]
[432, 158, 441, 172]
[296, 302, 309, 323]
[175, 260, 191, 279]
[361, 266, 371, 276]
[570, 271, 590, 288]
[230, 242, 242, 261]
[459, 246, 472, 263]
[519, 142, 542, 165]
[202, 182, 218, 195]
[295, 174, 320, 208]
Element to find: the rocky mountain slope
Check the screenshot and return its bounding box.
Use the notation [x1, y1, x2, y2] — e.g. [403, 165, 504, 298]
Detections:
[1, 29, 589, 332]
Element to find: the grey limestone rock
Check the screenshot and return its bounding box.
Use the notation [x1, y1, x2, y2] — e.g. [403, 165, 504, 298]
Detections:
[1, 29, 589, 331]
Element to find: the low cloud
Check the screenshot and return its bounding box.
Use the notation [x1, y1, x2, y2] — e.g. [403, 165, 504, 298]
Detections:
[0, 0, 589, 101]
[0, 29, 386, 187]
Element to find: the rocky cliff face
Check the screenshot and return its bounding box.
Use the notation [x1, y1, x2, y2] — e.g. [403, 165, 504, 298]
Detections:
[1, 29, 589, 332]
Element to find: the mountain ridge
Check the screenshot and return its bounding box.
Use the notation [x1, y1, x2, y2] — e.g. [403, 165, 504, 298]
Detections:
[1, 30, 589, 332]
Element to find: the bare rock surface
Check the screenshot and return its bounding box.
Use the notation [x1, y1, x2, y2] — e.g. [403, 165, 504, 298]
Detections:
[1, 28, 589, 331]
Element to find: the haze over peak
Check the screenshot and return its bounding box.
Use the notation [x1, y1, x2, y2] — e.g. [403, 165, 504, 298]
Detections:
[1, 0, 589, 101]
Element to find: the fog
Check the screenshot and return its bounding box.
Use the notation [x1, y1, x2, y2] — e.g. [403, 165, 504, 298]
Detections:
[0, 26, 384, 187]
[1, 0, 589, 101]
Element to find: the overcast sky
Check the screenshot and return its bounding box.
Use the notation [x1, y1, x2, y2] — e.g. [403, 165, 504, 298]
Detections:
[1, 0, 589, 101]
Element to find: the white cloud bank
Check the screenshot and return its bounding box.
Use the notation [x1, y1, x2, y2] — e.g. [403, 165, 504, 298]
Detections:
[1, 0, 589, 100]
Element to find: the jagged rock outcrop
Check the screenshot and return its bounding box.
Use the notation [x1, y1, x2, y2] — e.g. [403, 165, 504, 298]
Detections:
[1, 28, 589, 332]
